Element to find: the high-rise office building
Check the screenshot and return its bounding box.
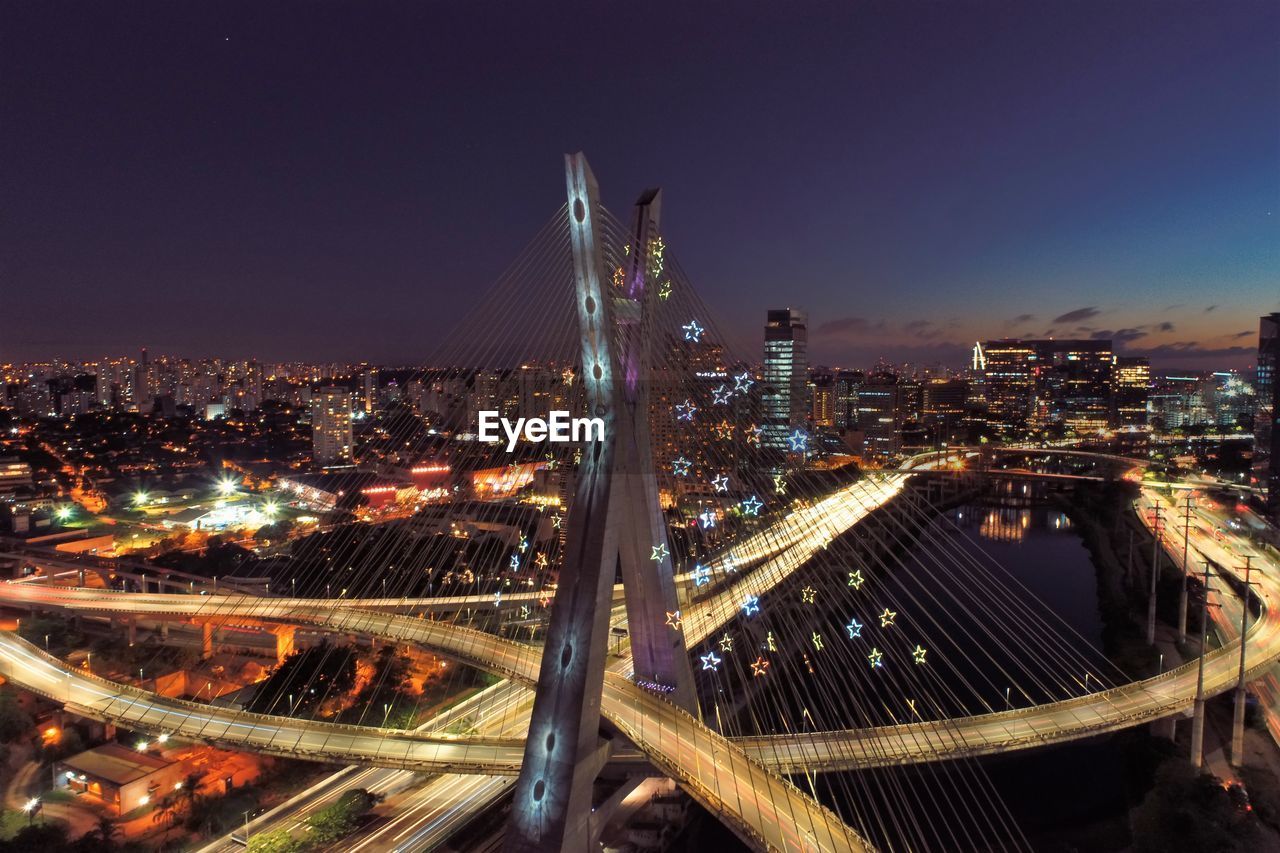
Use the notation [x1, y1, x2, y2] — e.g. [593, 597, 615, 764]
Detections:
[313, 386, 354, 465]
[1111, 356, 1150, 428]
[855, 373, 901, 456]
[978, 340, 1036, 430]
[809, 372, 835, 428]
[762, 309, 807, 450]
[1255, 313, 1279, 524]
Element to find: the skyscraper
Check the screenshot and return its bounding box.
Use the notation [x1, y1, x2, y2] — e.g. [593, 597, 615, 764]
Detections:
[1111, 356, 1150, 428]
[1255, 313, 1279, 524]
[979, 340, 1036, 430]
[762, 309, 807, 449]
[313, 386, 354, 465]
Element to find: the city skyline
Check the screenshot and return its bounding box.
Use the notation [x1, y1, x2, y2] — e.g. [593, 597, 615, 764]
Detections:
[4, 2, 1277, 369]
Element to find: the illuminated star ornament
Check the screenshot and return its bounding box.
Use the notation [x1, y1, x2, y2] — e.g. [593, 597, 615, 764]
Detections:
[847, 569, 865, 589]
[879, 608, 897, 628]
[551, 514, 562, 529]
[700, 651, 722, 671]
[714, 420, 734, 440]
[518, 536, 529, 553]
[740, 495, 764, 516]
[801, 585, 816, 604]
[766, 631, 778, 651]
[867, 648, 884, 668]
[509, 555, 520, 571]
[650, 543, 670, 562]
[520, 605, 530, 619]
[812, 632, 824, 651]
[539, 593, 551, 608]
[698, 510, 716, 529]
[733, 371, 754, 393]
[665, 610, 683, 631]
[712, 384, 732, 405]
[534, 553, 548, 569]
[682, 320, 704, 342]
[658, 280, 672, 300]
[912, 645, 928, 665]
[845, 617, 864, 639]
[788, 429, 808, 452]
[493, 590, 503, 606]
[751, 656, 770, 677]
[742, 594, 760, 616]
[693, 564, 711, 587]
[719, 632, 734, 652]
[711, 474, 729, 493]
[675, 400, 697, 421]
[773, 474, 787, 495]
[747, 424, 764, 445]
[672, 456, 692, 476]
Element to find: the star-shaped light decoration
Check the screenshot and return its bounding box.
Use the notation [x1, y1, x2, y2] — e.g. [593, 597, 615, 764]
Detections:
[766, 631, 778, 652]
[518, 536, 529, 553]
[879, 608, 897, 628]
[693, 564, 711, 587]
[698, 510, 716, 530]
[751, 656, 770, 677]
[788, 429, 808, 452]
[509, 554, 520, 571]
[912, 645, 928, 665]
[700, 651, 722, 671]
[534, 553, 548, 569]
[741, 594, 760, 616]
[773, 473, 787, 495]
[847, 569, 865, 589]
[650, 543, 670, 562]
[719, 632, 734, 652]
[551, 514, 562, 529]
[675, 400, 697, 422]
[658, 280, 672, 300]
[722, 558, 738, 573]
[665, 610, 683, 631]
[539, 593, 551, 608]
[520, 605, 531, 619]
[801, 585, 816, 605]
[741, 495, 764, 516]
[867, 647, 884, 668]
[746, 424, 763, 445]
[811, 632, 824, 651]
[712, 384, 732, 405]
[714, 420, 733, 440]
[733, 371, 754, 393]
[672, 456, 692, 476]
[711, 474, 729, 493]
[682, 320, 704, 343]
[845, 617, 864, 639]
[493, 590, 503, 607]
[561, 367, 575, 386]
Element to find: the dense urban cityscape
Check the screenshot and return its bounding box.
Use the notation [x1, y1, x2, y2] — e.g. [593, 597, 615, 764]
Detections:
[3, 3, 1278, 852]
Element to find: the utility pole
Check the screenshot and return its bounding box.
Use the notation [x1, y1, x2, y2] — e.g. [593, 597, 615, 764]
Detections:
[1191, 560, 1220, 770]
[1147, 505, 1163, 646]
[1231, 555, 1256, 767]
[1178, 496, 1194, 644]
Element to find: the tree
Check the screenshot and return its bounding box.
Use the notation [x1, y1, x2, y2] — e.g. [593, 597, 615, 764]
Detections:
[0, 687, 33, 743]
[246, 828, 305, 853]
[90, 815, 122, 851]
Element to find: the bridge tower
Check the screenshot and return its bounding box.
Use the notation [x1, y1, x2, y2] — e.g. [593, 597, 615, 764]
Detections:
[505, 154, 695, 852]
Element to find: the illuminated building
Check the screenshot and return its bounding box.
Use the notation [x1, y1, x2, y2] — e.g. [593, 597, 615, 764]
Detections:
[762, 309, 807, 450]
[980, 340, 1036, 430]
[809, 373, 834, 428]
[312, 386, 353, 464]
[834, 369, 863, 429]
[1034, 340, 1113, 432]
[1256, 313, 1279, 524]
[1111, 356, 1149, 428]
[854, 373, 900, 456]
[921, 379, 968, 437]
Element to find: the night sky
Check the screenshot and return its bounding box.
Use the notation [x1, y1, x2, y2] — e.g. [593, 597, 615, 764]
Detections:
[3, 1, 1277, 370]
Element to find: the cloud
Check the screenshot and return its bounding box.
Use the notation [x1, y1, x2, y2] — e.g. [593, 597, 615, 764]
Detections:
[902, 319, 942, 339]
[1163, 304, 1185, 311]
[1126, 341, 1253, 361]
[1156, 321, 1175, 332]
[816, 316, 874, 336]
[1229, 330, 1255, 339]
[1093, 328, 1148, 345]
[1052, 306, 1101, 324]
[1204, 305, 1217, 313]
[1008, 313, 1036, 325]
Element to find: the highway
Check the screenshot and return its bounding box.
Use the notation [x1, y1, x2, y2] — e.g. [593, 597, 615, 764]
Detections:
[6, 463, 1273, 850]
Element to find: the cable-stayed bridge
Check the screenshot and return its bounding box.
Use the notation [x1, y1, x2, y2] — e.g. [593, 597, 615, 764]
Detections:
[2, 156, 1273, 852]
